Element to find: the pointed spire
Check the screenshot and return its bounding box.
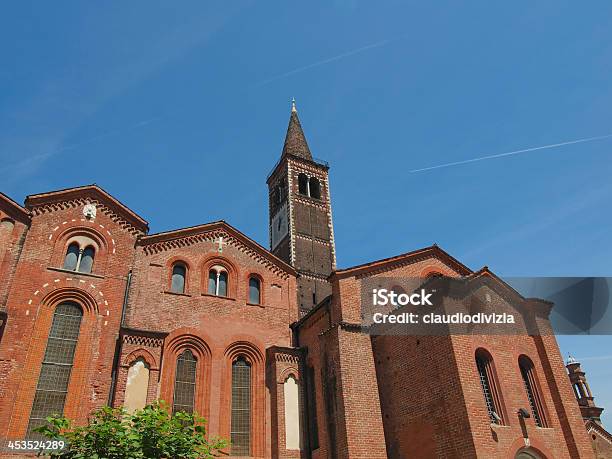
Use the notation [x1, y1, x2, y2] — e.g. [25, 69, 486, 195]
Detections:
[282, 98, 313, 160]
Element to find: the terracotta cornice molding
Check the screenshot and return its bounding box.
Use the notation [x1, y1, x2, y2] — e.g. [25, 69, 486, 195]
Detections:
[25, 185, 148, 235]
[139, 221, 297, 278]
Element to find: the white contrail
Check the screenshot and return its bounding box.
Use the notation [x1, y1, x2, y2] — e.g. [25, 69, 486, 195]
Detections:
[255, 39, 392, 87]
[410, 133, 612, 173]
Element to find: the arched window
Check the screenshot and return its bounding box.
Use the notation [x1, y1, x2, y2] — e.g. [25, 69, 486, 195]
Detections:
[79, 246, 95, 273]
[475, 349, 505, 424]
[173, 349, 197, 414]
[519, 356, 547, 427]
[231, 357, 251, 456]
[249, 277, 261, 304]
[208, 266, 228, 297]
[27, 302, 83, 438]
[171, 264, 187, 294]
[309, 177, 321, 199]
[63, 242, 80, 271]
[63, 242, 95, 273]
[298, 173, 309, 196]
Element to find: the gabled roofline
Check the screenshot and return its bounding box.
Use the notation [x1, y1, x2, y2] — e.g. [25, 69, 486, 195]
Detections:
[0, 192, 30, 224]
[139, 220, 297, 276]
[586, 419, 612, 442]
[25, 184, 148, 233]
[331, 245, 472, 280]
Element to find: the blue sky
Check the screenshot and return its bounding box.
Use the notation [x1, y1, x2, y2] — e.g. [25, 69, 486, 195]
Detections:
[2, 2, 611, 424]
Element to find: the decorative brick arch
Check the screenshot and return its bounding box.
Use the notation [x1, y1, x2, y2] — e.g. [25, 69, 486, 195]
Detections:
[220, 340, 266, 457]
[52, 225, 110, 275]
[201, 255, 238, 298]
[245, 271, 265, 305]
[7, 287, 100, 437]
[419, 266, 451, 278]
[508, 437, 553, 458]
[165, 256, 192, 294]
[160, 330, 212, 419]
[280, 366, 300, 383]
[123, 348, 159, 370]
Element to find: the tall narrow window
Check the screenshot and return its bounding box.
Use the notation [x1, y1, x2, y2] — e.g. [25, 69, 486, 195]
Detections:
[63, 243, 80, 271]
[79, 246, 95, 273]
[475, 349, 504, 424]
[519, 356, 547, 427]
[298, 173, 308, 196]
[27, 302, 83, 438]
[309, 177, 321, 199]
[231, 357, 251, 456]
[173, 349, 197, 414]
[171, 264, 187, 294]
[248, 277, 261, 304]
[218, 271, 228, 297]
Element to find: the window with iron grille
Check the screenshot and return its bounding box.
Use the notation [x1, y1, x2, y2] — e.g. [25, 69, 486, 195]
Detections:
[26, 302, 83, 438]
[520, 357, 545, 427]
[475, 349, 507, 425]
[231, 358, 251, 456]
[172, 349, 197, 414]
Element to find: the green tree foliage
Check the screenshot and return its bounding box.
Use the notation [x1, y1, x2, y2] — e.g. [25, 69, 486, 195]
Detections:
[34, 402, 227, 459]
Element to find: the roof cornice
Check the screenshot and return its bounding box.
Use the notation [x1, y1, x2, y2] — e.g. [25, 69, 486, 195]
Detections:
[25, 184, 148, 234]
[0, 192, 30, 224]
[331, 245, 472, 280]
[139, 220, 297, 276]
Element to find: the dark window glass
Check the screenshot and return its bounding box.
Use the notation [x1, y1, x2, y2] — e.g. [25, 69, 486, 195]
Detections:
[27, 303, 83, 438]
[78, 246, 95, 273]
[63, 243, 80, 271]
[173, 349, 197, 414]
[476, 353, 499, 424]
[520, 357, 545, 427]
[309, 177, 321, 199]
[171, 264, 186, 294]
[248, 277, 261, 304]
[218, 271, 228, 297]
[231, 358, 251, 456]
[298, 173, 308, 195]
[208, 270, 217, 294]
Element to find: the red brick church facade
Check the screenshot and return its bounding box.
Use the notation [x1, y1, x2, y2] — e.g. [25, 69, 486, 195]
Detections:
[0, 104, 604, 458]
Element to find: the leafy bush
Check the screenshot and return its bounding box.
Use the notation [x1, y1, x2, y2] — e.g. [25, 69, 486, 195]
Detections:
[35, 402, 227, 459]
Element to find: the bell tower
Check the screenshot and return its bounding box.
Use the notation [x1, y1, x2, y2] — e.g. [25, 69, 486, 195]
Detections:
[267, 100, 336, 315]
[566, 355, 605, 425]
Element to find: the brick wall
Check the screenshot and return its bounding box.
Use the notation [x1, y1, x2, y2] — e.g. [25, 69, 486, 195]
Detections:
[0, 199, 140, 441]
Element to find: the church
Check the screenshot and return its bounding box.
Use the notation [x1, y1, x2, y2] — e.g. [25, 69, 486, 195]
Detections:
[0, 103, 607, 458]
